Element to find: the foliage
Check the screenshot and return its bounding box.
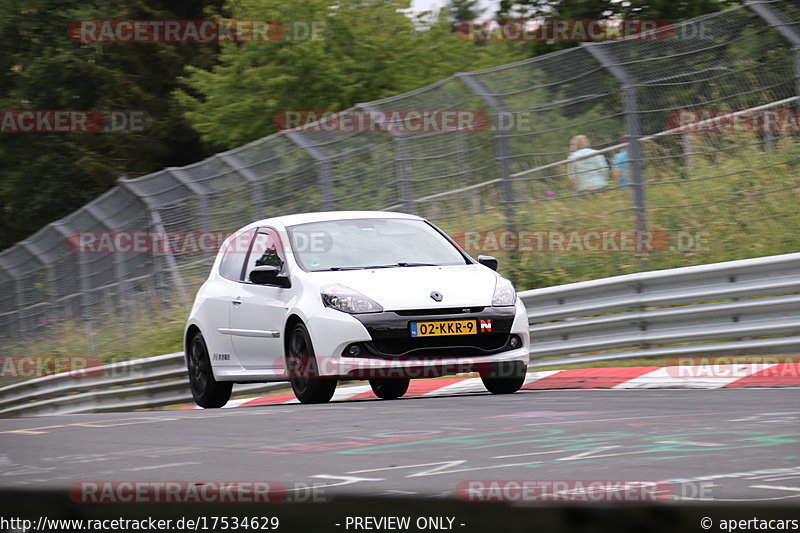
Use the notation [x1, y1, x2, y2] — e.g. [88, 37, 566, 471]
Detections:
[494, 0, 738, 57]
[0, 0, 222, 248]
[176, 0, 526, 149]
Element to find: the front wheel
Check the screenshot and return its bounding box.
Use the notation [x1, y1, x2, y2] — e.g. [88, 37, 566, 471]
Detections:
[286, 323, 337, 404]
[481, 361, 526, 395]
[369, 378, 410, 400]
[188, 331, 233, 408]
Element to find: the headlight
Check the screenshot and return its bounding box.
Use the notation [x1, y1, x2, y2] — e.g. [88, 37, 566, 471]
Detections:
[321, 284, 383, 314]
[492, 276, 517, 306]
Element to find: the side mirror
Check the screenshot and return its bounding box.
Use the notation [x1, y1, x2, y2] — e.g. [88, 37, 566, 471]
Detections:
[249, 265, 291, 288]
[477, 255, 498, 271]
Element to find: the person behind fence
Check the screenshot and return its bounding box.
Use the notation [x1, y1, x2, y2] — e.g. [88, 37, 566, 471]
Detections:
[611, 136, 630, 189]
[567, 135, 609, 192]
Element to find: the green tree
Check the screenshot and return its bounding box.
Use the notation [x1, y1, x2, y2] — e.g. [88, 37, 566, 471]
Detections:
[0, 0, 221, 249]
[495, 0, 738, 56]
[176, 0, 526, 149]
[446, 0, 483, 23]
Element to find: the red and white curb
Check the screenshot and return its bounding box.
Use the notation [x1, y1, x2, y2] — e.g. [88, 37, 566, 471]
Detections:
[178, 362, 800, 410]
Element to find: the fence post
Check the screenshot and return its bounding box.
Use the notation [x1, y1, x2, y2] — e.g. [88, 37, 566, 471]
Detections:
[218, 153, 265, 218]
[456, 72, 516, 232]
[682, 132, 693, 174]
[356, 104, 414, 214]
[582, 43, 648, 237]
[388, 132, 413, 214]
[48, 222, 95, 356]
[285, 131, 333, 211]
[117, 179, 188, 305]
[166, 168, 210, 231]
[85, 204, 132, 352]
[747, 2, 800, 150]
[18, 240, 59, 334]
[0, 258, 25, 341]
[747, 2, 800, 104]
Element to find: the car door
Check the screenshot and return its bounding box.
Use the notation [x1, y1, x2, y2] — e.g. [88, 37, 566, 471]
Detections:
[203, 228, 254, 366]
[228, 227, 291, 372]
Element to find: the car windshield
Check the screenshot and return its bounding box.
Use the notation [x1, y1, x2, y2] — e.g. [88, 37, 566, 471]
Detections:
[286, 218, 468, 272]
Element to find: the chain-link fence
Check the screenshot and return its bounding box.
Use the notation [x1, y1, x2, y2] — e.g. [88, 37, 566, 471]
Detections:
[1, 1, 798, 356]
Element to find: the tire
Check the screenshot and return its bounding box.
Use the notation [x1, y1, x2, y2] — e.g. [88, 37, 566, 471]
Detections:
[286, 323, 337, 404]
[481, 361, 526, 395]
[369, 378, 410, 400]
[188, 331, 233, 408]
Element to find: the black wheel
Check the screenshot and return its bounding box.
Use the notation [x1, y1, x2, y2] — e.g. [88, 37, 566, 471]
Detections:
[188, 331, 232, 408]
[369, 378, 410, 400]
[286, 323, 337, 404]
[481, 361, 526, 395]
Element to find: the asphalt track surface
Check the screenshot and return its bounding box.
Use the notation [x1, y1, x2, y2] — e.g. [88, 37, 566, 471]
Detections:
[1, 387, 799, 503]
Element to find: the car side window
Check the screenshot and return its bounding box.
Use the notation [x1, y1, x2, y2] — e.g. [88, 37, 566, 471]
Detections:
[218, 229, 254, 281]
[243, 229, 285, 282]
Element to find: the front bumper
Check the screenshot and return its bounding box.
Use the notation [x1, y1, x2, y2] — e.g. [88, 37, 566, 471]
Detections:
[303, 301, 530, 379]
[350, 306, 519, 358]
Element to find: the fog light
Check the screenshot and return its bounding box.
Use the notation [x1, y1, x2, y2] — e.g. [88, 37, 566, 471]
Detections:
[346, 344, 361, 356]
[509, 335, 521, 349]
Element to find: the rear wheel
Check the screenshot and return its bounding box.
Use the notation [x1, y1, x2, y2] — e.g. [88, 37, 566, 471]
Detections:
[481, 361, 526, 395]
[369, 378, 410, 400]
[188, 331, 232, 408]
[287, 323, 337, 404]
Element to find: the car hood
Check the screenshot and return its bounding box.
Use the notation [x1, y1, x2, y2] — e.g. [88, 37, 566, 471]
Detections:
[307, 264, 501, 310]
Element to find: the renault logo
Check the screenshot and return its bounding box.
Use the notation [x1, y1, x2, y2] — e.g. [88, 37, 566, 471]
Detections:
[430, 291, 443, 302]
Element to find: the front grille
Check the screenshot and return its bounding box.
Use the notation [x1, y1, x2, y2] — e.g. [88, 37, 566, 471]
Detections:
[394, 307, 484, 316]
[365, 333, 510, 357]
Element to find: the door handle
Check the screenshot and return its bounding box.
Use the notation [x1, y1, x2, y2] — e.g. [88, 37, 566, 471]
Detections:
[232, 298, 242, 305]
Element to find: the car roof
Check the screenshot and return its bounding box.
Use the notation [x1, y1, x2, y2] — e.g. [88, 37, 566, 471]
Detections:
[248, 210, 422, 229]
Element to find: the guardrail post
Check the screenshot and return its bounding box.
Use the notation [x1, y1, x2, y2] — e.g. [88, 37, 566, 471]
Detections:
[218, 153, 265, 218]
[117, 179, 188, 305]
[456, 73, 516, 232]
[582, 43, 648, 238]
[285, 131, 333, 211]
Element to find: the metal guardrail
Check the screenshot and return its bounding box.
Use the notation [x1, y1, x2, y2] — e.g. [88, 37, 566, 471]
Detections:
[0, 353, 287, 418]
[520, 252, 800, 368]
[0, 252, 798, 417]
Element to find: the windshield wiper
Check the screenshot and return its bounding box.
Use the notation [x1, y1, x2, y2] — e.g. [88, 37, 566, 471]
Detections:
[326, 265, 395, 271]
[324, 262, 438, 271]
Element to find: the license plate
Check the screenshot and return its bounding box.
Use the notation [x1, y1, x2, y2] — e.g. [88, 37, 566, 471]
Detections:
[410, 319, 478, 337]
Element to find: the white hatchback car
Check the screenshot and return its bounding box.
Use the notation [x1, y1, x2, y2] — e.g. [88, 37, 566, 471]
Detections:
[185, 211, 530, 406]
